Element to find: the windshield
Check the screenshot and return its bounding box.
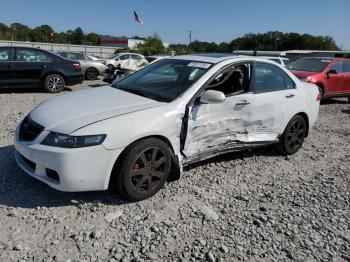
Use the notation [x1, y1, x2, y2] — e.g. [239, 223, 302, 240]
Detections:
[112, 59, 212, 102]
[287, 58, 331, 72]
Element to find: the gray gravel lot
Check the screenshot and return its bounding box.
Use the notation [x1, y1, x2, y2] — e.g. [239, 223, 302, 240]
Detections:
[0, 80, 349, 261]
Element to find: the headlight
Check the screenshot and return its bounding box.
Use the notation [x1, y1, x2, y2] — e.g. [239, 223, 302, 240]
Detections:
[301, 76, 315, 83]
[41, 132, 106, 148]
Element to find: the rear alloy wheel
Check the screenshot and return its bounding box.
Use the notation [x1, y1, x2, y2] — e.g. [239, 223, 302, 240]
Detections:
[85, 68, 99, 80]
[113, 138, 172, 201]
[44, 74, 65, 93]
[276, 115, 307, 155]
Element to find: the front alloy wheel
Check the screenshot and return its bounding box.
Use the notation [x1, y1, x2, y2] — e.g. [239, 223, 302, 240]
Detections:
[112, 138, 172, 201]
[130, 147, 167, 195]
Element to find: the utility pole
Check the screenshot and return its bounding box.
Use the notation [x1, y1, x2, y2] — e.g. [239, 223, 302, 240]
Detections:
[188, 30, 193, 45]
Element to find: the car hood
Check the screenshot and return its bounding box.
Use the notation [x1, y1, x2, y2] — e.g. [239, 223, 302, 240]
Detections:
[290, 70, 318, 79]
[29, 86, 165, 134]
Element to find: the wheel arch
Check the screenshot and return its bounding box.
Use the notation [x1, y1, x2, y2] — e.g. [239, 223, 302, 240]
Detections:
[85, 66, 98, 73]
[42, 71, 67, 86]
[295, 112, 310, 137]
[108, 135, 181, 189]
[315, 82, 325, 96]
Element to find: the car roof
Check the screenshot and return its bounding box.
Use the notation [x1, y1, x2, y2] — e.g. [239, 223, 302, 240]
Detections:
[169, 54, 240, 63]
[257, 56, 289, 60]
[168, 54, 284, 64]
[3, 46, 48, 52]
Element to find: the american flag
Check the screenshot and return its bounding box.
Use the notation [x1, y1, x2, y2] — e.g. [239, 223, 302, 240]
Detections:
[134, 10, 144, 27]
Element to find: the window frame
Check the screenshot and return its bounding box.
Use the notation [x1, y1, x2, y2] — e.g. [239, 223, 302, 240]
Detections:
[252, 61, 296, 94]
[131, 54, 142, 60]
[342, 61, 350, 74]
[0, 47, 15, 62]
[15, 48, 53, 62]
[328, 61, 344, 73]
[118, 54, 130, 60]
[187, 61, 254, 107]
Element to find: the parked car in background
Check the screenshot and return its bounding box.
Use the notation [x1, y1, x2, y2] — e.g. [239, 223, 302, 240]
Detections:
[105, 53, 148, 69]
[259, 56, 290, 66]
[287, 57, 350, 100]
[14, 55, 320, 201]
[85, 54, 104, 61]
[57, 52, 107, 80]
[0, 46, 83, 93]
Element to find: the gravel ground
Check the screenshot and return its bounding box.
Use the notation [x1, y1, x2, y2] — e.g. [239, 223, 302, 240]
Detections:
[0, 80, 349, 262]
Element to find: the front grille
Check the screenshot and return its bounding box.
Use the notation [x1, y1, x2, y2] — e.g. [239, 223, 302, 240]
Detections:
[22, 155, 36, 170]
[19, 116, 44, 141]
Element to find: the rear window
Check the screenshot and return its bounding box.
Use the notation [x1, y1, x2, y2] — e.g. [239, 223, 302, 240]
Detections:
[287, 58, 331, 73]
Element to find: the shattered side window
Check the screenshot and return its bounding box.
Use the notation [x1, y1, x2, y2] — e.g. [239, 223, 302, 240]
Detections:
[207, 63, 251, 96]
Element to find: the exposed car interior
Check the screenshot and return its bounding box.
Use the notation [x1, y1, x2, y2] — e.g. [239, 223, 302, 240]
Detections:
[207, 63, 251, 96]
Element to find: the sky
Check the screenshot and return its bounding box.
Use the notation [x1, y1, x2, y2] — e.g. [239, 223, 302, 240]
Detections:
[1, 0, 350, 49]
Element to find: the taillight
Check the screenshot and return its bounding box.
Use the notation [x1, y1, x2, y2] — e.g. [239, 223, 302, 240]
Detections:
[316, 94, 321, 101]
[73, 63, 81, 71]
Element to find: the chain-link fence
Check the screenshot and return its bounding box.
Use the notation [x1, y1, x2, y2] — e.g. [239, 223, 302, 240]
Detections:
[0, 40, 117, 58]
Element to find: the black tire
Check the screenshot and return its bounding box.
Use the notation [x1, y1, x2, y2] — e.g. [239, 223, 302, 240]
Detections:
[317, 85, 324, 100]
[112, 138, 172, 201]
[43, 74, 65, 93]
[275, 115, 307, 155]
[85, 68, 99, 80]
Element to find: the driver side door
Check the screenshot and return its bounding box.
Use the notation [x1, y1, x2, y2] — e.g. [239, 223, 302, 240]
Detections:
[182, 62, 296, 162]
[326, 61, 344, 94]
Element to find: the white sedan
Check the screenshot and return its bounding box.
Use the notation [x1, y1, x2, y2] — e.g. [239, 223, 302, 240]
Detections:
[105, 53, 148, 69]
[14, 55, 320, 201]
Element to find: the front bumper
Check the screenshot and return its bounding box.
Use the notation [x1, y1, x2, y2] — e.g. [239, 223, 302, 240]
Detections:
[14, 126, 123, 192]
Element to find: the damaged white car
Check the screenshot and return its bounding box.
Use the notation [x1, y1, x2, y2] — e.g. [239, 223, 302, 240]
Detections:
[14, 55, 320, 201]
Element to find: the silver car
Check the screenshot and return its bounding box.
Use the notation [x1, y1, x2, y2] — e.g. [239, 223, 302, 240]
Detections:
[57, 52, 107, 80]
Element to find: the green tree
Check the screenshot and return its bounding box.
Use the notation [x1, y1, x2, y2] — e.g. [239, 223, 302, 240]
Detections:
[168, 44, 189, 55]
[137, 34, 165, 56]
[0, 23, 9, 39]
[11, 23, 30, 41]
[86, 33, 100, 45]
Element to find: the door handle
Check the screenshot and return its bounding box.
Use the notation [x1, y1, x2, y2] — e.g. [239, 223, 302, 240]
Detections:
[5, 65, 11, 69]
[235, 101, 250, 106]
[41, 65, 47, 68]
[286, 94, 295, 98]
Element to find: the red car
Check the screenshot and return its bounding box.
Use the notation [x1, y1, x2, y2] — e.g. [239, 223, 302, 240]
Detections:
[287, 57, 350, 101]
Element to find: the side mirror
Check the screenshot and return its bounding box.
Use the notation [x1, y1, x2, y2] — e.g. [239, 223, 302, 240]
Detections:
[326, 69, 337, 77]
[115, 58, 120, 61]
[200, 90, 226, 104]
